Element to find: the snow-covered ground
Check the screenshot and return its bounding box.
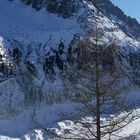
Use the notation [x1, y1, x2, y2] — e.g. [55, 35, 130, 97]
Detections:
[0, 88, 139, 140]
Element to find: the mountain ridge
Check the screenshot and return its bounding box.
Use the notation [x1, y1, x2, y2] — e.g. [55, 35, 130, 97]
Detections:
[11, 0, 140, 40]
[0, 0, 139, 139]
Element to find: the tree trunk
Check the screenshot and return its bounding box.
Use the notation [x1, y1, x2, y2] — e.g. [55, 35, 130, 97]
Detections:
[95, 31, 101, 140]
[96, 65, 101, 140]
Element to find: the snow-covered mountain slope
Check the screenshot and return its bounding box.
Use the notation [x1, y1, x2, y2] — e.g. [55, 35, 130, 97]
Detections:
[11, 0, 140, 40]
[92, 0, 140, 39]
[0, 0, 140, 45]
[0, 0, 140, 139]
[0, 0, 81, 44]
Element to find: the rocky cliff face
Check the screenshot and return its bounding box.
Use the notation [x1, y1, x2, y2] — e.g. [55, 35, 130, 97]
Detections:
[20, 0, 80, 18]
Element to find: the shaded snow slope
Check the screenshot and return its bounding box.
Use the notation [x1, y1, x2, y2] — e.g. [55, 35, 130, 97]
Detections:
[0, 0, 81, 44]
